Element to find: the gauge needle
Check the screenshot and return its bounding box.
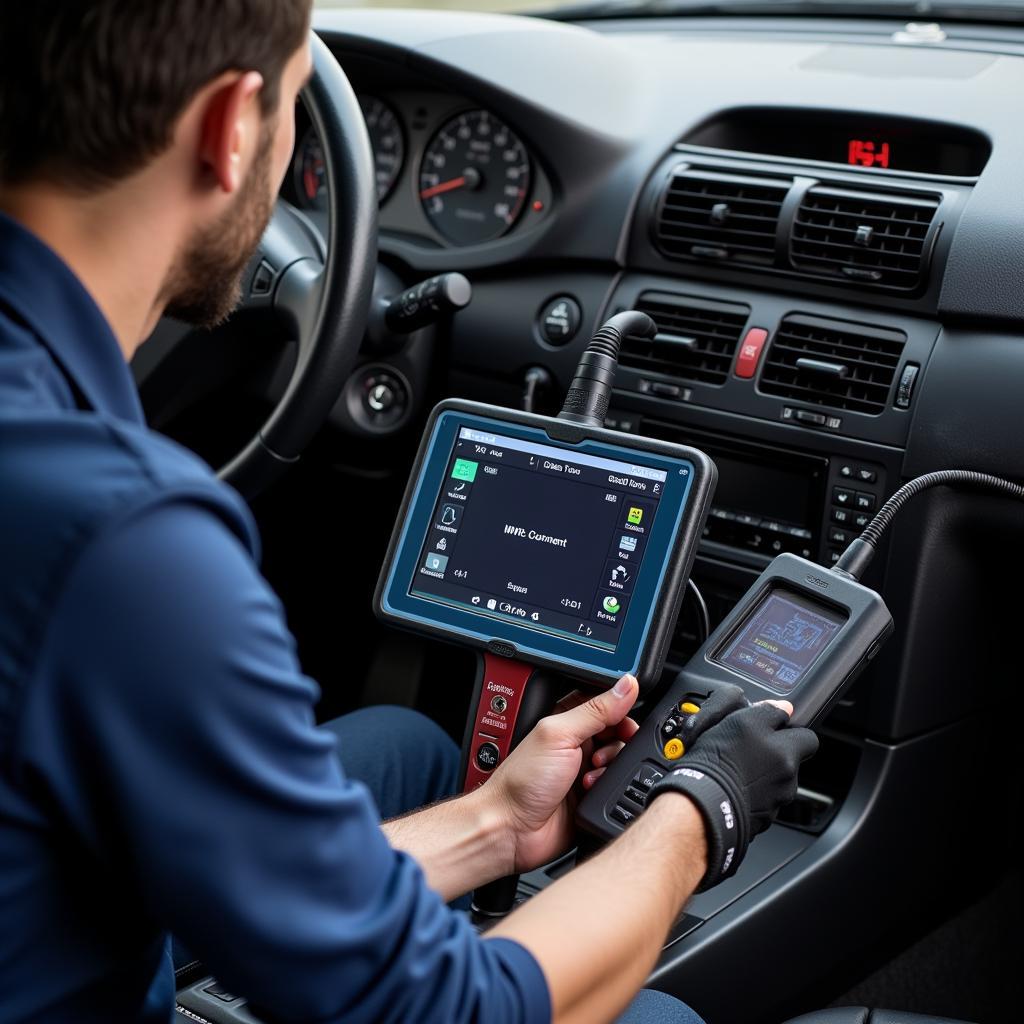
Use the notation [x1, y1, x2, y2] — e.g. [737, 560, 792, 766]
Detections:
[420, 176, 467, 200]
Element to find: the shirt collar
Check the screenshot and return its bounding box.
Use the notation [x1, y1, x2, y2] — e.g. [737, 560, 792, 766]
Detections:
[0, 210, 145, 425]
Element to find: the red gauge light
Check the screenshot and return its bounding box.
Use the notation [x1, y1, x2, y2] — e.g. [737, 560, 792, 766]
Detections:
[848, 139, 891, 169]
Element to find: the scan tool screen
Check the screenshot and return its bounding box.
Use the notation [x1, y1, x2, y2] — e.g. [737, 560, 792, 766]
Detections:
[410, 426, 669, 652]
[713, 589, 847, 695]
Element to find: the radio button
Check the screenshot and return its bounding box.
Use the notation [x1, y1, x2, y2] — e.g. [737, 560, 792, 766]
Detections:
[856, 468, 878, 484]
[832, 507, 851, 525]
[854, 512, 871, 529]
[833, 487, 855, 507]
[829, 528, 850, 546]
[855, 492, 877, 512]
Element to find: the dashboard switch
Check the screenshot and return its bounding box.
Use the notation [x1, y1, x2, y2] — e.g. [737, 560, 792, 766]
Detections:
[539, 296, 582, 346]
[896, 363, 920, 409]
[795, 409, 826, 426]
[735, 327, 769, 379]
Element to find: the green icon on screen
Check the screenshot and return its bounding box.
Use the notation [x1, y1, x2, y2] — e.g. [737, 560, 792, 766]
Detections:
[451, 458, 479, 483]
[602, 596, 621, 615]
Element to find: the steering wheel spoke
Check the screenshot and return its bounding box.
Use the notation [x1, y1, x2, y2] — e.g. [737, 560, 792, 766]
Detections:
[218, 33, 378, 498]
[241, 200, 325, 317]
[274, 258, 326, 354]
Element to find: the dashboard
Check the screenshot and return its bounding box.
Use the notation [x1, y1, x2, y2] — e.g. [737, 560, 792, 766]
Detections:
[169, 9, 1024, 1023]
[299, 10, 1024, 709]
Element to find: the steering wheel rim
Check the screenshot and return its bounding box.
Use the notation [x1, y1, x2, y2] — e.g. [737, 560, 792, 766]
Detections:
[219, 33, 378, 500]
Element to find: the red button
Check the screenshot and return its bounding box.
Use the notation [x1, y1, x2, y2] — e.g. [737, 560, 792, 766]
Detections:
[735, 328, 769, 379]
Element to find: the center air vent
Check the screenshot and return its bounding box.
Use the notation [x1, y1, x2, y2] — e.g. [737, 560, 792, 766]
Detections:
[622, 292, 750, 386]
[790, 186, 940, 290]
[655, 167, 790, 266]
[759, 315, 907, 415]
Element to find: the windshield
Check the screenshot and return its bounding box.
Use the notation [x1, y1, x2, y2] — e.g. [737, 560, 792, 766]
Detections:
[314, 0, 1024, 20]
[314, 0, 564, 12]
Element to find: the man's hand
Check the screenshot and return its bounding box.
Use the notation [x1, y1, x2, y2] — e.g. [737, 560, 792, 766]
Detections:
[648, 684, 818, 891]
[488, 674, 640, 874]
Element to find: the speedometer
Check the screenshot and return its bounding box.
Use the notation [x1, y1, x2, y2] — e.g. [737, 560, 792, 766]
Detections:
[419, 110, 531, 246]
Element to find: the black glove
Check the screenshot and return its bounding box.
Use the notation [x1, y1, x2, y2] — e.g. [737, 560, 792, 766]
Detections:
[649, 684, 818, 891]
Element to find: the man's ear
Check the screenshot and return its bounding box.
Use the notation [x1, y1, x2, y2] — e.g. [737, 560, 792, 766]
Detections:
[197, 71, 266, 194]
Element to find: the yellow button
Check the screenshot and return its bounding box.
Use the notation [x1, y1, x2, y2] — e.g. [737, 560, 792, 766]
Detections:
[680, 702, 701, 715]
[663, 738, 685, 760]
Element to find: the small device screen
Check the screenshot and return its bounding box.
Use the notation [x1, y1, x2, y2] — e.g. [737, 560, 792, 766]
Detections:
[411, 426, 669, 652]
[713, 588, 847, 695]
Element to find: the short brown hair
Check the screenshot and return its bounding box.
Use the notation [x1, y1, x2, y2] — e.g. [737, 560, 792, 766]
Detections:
[0, 0, 311, 192]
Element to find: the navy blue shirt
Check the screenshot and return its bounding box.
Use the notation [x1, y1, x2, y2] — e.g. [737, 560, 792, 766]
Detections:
[0, 212, 550, 1024]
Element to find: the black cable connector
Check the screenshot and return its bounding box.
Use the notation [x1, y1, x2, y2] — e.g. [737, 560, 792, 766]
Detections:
[833, 469, 1024, 581]
[557, 311, 657, 428]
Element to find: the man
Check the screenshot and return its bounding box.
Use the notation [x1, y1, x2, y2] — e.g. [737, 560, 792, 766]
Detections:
[0, 4, 817, 1023]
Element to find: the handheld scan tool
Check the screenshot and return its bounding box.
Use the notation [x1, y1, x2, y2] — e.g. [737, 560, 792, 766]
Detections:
[576, 550, 893, 840]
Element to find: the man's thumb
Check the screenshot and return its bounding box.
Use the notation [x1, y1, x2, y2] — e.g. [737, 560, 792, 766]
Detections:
[557, 674, 638, 745]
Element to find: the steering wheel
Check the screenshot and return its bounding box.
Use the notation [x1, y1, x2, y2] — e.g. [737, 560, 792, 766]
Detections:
[218, 33, 378, 499]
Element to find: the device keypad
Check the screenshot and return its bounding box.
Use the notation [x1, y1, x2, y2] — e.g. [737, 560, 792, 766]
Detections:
[610, 698, 705, 825]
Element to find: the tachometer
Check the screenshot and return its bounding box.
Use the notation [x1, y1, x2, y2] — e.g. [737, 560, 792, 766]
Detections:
[419, 110, 531, 246]
[292, 96, 405, 211]
[294, 127, 326, 211]
[359, 95, 404, 204]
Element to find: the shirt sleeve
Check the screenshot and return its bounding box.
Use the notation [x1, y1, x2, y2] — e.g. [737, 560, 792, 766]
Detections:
[16, 499, 551, 1024]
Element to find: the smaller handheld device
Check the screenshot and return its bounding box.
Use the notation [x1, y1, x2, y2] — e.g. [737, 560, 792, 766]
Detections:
[576, 551, 893, 840]
[375, 398, 716, 688]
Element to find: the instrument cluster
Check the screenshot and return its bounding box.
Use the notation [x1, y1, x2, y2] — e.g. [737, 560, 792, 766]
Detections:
[288, 92, 544, 250]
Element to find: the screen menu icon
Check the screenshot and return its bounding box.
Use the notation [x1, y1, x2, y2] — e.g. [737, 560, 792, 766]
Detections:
[451, 458, 478, 483]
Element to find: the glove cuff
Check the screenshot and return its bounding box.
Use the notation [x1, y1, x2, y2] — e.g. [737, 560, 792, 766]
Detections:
[649, 765, 747, 892]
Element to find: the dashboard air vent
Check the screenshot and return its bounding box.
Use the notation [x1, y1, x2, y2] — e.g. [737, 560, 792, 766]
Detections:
[790, 186, 940, 289]
[622, 292, 750, 387]
[760, 315, 907, 415]
[655, 167, 790, 266]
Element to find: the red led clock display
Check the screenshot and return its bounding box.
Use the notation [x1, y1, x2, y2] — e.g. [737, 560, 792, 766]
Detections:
[848, 139, 891, 168]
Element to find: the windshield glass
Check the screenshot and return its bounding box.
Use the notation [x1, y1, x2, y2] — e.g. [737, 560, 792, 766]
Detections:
[315, 0, 562, 12]
[314, 0, 1024, 18]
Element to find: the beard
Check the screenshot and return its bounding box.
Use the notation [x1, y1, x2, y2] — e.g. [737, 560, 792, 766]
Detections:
[162, 122, 276, 329]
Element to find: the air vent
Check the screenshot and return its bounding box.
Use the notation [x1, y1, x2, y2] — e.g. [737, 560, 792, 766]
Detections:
[760, 315, 907, 415]
[790, 186, 940, 289]
[621, 292, 750, 387]
[655, 167, 790, 266]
